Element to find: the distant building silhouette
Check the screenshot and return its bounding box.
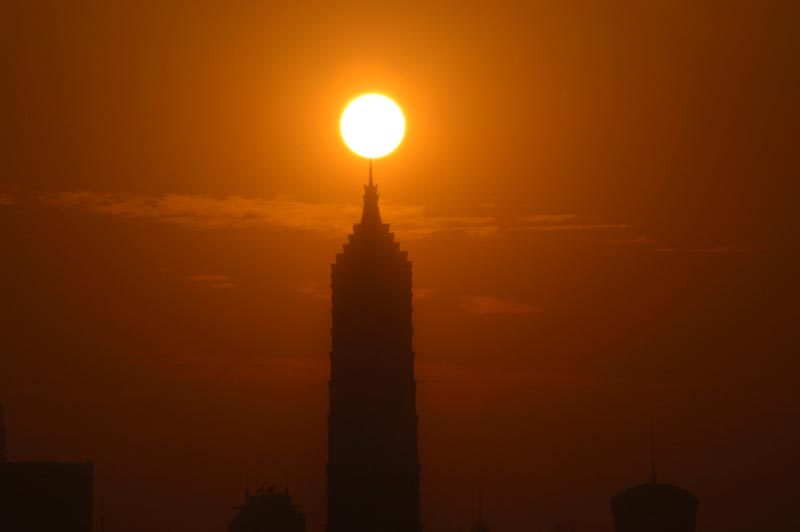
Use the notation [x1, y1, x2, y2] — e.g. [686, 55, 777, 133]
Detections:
[611, 459, 698, 532]
[469, 489, 490, 532]
[0, 408, 94, 532]
[0, 461, 93, 532]
[229, 485, 305, 532]
[326, 167, 422, 532]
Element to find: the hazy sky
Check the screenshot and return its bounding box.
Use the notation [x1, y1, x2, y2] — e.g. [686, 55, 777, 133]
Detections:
[2, 2, 798, 532]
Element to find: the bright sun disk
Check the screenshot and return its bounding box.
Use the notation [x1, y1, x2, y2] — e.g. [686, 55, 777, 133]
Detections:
[340, 94, 405, 159]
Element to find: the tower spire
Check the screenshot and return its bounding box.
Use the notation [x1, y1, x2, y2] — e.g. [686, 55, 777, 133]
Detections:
[360, 159, 382, 225]
[650, 423, 657, 484]
[0, 403, 6, 462]
[478, 488, 484, 525]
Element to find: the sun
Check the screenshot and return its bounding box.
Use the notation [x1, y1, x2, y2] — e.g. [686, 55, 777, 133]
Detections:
[340, 94, 405, 159]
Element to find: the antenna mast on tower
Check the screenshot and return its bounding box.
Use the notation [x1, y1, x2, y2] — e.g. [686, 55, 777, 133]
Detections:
[478, 488, 485, 525]
[0, 403, 7, 462]
[650, 423, 657, 484]
[369, 158, 374, 186]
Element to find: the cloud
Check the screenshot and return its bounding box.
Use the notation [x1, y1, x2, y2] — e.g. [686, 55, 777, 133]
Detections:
[640, 245, 760, 255]
[40, 191, 498, 240]
[460, 295, 541, 316]
[518, 213, 628, 232]
[693, 245, 760, 254]
[374, 202, 498, 239]
[39, 191, 636, 242]
[413, 287, 434, 300]
[605, 236, 656, 245]
[519, 214, 580, 224]
[188, 274, 236, 288]
[41, 191, 359, 234]
[298, 282, 329, 301]
[527, 223, 630, 232]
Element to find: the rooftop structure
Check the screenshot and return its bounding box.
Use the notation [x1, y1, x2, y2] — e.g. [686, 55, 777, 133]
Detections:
[229, 485, 305, 532]
[611, 457, 698, 532]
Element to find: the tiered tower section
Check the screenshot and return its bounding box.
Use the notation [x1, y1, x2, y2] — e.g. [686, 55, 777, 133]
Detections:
[326, 174, 421, 532]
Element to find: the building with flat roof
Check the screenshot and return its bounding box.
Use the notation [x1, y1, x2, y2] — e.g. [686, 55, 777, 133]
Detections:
[0, 461, 94, 532]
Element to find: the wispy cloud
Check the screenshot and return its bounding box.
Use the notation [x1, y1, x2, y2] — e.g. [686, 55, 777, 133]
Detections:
[518, 213, 628, 232]
[414, 288, 434, 300]
[37, 190, 644, 244]
[41, 192, 359, 234]
[692, 245, 760, 254]
[605, 236, 656, 245]
[18, 188, 765, 262]
[460, 295, 541, 316]
[640, 244, 760, 255]
[40, 191, 498, 241]
[389, 210, 499, 239]
[188, 274, 236, 289]
[298, 282, 329, 301]
[526, 223, 630, 232]
[519, 214, 580, 224]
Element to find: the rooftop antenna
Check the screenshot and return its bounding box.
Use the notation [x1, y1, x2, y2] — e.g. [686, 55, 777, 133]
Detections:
[99, 497, 105, 532]
[369, 158, 374, 187]
[360, 158, 382, 225]
[0, 403, 7, 462]
[650, 423, 657, 484]
[478, 488, 484, 525]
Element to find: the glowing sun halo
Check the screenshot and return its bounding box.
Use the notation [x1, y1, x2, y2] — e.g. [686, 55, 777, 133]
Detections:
[340, 94, 405, 159]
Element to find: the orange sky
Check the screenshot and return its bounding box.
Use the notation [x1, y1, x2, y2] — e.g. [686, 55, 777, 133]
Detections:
[2, 2, 798, 532]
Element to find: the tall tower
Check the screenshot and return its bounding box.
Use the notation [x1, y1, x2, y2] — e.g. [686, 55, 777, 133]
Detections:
[326, 170, 421, 532]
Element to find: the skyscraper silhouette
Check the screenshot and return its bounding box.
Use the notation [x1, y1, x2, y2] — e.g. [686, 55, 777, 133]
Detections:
[326, 168, 421, 532]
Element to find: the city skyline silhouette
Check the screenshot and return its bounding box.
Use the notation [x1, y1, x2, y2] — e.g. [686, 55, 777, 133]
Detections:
[0, 177, 702, 532]
[3, 2, 798, 532]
